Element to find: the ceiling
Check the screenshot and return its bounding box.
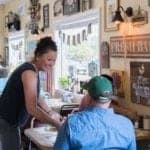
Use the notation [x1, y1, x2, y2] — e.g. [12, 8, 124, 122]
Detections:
[0, 0, 11, 5]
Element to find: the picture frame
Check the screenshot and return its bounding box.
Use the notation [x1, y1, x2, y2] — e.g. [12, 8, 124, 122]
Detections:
[80, 0, 91, 12]
[130, 61, 150, 106]
[17, 2, 26, 16]
[63, 0, 80, 15]
[53, 0, 63, 17]
[26, 39, 37, 61]
[110, 69, 125, 97]
[100, 41, 110, 68]
[104, 0, 119, 32]
[148, 0, 150, 6]
[5, 46, 9, 66]
[8, 32, 25, 67]
[110, 34, 150, 58]
[43, 4, 49, 28]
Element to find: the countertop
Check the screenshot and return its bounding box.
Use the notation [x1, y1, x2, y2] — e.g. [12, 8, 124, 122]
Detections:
[24, 126, 57, 150]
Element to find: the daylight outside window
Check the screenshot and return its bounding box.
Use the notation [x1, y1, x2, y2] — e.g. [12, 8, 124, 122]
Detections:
[54, 13, 100, 94]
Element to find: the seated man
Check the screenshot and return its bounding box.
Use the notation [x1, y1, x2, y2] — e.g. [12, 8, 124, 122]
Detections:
[54, 75, 136, 150]
[80, 74, 139, 122]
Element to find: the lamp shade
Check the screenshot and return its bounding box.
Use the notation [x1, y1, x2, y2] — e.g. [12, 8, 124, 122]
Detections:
[112, 10, 124, 24]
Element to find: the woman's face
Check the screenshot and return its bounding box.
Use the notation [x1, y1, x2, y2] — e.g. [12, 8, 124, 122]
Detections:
[36, 50, 57, 72]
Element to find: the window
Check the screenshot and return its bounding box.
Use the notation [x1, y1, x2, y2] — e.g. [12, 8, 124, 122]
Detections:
[54, 10, 100, 93]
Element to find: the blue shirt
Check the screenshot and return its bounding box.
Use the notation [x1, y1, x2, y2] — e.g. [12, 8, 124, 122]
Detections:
[54, 107, 136, 150]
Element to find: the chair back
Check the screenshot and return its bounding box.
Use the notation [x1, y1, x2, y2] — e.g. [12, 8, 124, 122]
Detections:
[60, 104, 79, 116]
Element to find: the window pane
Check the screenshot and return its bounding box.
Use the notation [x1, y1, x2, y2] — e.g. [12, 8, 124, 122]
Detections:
[54, 23, 99, 93]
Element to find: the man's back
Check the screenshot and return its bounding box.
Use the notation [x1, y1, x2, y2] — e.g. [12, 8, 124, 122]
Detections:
[54, 107, 136, 150]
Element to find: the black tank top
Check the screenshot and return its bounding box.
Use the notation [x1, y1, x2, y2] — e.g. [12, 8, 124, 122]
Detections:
[0, 62, 40, 127]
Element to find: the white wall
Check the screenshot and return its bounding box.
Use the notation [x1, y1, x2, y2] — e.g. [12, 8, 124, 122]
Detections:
[1, 0, 150, 115]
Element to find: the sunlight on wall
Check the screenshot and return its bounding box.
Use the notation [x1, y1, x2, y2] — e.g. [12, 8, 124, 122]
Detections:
[120, 22, 141, 36]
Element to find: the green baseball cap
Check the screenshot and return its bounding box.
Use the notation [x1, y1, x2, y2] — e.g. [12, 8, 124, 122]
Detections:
[83, 76, 113, 102]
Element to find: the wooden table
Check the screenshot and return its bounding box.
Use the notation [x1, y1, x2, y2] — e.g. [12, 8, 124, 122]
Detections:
[24, 99, 79, 149]
[24, 126, 150, 150]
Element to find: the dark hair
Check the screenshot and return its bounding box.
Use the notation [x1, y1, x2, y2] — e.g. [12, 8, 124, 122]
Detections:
[34, 36, 57, 57]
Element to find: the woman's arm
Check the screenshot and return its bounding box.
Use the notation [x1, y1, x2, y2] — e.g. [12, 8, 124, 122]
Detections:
[22, 70, 63, 129]
[38, 98, 62, 122]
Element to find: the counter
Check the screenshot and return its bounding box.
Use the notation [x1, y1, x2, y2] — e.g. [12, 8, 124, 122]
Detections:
[24, 126, 57, 150]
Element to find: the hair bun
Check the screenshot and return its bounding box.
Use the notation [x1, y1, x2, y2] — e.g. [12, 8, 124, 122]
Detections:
[46, 36, 52, 41]
[34, 36, 57, 56]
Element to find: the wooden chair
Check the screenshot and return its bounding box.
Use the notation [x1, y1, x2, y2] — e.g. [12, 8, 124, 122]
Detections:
[60, 104, 79, 117]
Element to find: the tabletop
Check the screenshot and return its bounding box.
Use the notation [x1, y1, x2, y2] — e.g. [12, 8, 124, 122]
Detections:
[24, 126, 57, 150]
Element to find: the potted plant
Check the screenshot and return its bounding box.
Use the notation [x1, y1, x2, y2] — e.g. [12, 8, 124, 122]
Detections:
[58, 76, 69, 90]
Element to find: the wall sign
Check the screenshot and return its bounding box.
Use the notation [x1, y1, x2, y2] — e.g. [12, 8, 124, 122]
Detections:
[110, 69, 125, 97]
[130, 62, 150, 106]
[8, 31, 25, 70]
[110, 34, 150, 58]
[54, 0, 63, 17]
[80, 0, 91, 12]
[63, 0, 80, 15]
[104, 0, 119, 32]
[100, 41, 109, 68]
[43, 4, 49, 28]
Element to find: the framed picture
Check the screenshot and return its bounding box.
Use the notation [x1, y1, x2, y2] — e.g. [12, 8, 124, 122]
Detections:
[110, 34, 150, 58]
[63, 0, 80, 15]
[5, 16, 8, 28]
[130, 61, 150, 106]
[104, 0, 119, 32]
[100, 41, 110, 68]
[148, 0, 150, 6]
[80, 0, 91, 12]
[5, 46, 9, 66]
[8, 32, 25, 68]
[110, 69, 125, 97]
[26, 39, 37, 61]
[53, 0, 63, 17]
[17, 2, 26, 16]
[43, 4, 49, 28]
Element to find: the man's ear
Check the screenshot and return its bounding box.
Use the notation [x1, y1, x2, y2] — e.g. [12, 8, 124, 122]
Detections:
[88, 94, 94, 104]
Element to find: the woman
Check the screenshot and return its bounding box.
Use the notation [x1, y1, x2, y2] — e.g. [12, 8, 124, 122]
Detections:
[0, 36, 63, 150]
